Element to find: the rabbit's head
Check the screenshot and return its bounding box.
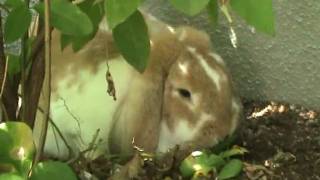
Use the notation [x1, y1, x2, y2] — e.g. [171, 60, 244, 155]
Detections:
[156, 27, 242, 152]
[108, 25, 242, 154]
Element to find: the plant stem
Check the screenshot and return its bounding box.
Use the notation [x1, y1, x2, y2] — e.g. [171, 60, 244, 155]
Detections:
[33, 0, 51, 164]
[0, 12, 9, 122]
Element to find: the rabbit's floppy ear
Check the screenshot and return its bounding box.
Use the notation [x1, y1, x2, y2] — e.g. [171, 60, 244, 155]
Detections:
[108, 27, 183, 154]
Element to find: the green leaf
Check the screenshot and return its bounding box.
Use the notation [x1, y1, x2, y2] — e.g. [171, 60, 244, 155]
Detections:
[0, 173, 24, 180]
[105, 0, 142, 29]
[4, 4, 32, 43]
[218, 159, 243, 180]
[113, 10, 150, 73]
[207, 0, 219, 26]
[30, 161, 77, 180]
[61, 34, 93, 52]
[4, 0, 24, 9]
[230, 0, 275, 35]
[169, 0, 209, 16]
[35, 0, 93, 36]
[180, 151, 213, 178]
[0, 129, 13, 163]
[0, 122, 35, 175]
[207, 154, 225, 168]
[60, 0, 105, 52]
[78, 0, 104, 28]
[59, 34, 72, 50]
[219, 146, 248, 159]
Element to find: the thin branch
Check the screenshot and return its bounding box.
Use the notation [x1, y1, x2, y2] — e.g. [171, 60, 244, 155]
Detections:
[58, 97, 85, 144]
[67, 129, 101, 164]
[0, 11, 9, 122]
[0, 57, 9, 122]
[37, 106, 74, 159]
[0, 56, 7, 97]
[33, 0, 52, 164]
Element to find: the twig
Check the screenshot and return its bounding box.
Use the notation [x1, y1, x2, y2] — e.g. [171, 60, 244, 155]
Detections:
[37, 106, 74, 159]
[67, 129, 101, 164]
[58, 97, 86, 144]
[33, 0, 51, 164]
[0, 57, 8, 98]
[0, 12, 9, 122]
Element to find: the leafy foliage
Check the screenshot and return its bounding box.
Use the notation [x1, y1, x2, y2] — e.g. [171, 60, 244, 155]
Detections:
[179, 146, 247, 179]
[60, 0, 105, 51]
[30, 161, 77, 180]
[105, 0, 142, 29]
[218, 159, 243, 179]
[0, 122, 77, 179]
[0, 173, 24, 180]
[113, 10, 150, 73]
[35, 0, 93, 36]
[4, 4, 31, 43]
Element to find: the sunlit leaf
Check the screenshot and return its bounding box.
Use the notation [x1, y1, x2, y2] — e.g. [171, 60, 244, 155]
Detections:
[113, 10, 150, 73]
[35, 0, 93, 36]
[0, 122, 35, 175]
[0, 173, 24, 180]
[169, 0, 209, 16]
[4, 4, 32, 43]
[230, 0, 275, 35]
[0, 122, 34, 161]
[105, 0, 142, 29]
[218, 159, 243, 180]
[219, 146, 248, 159]
[30, 161, 77, 180]
[180, 151, 211, 177]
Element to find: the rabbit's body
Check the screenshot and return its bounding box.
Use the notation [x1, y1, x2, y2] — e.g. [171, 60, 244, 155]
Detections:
[34, 15, 242, 158]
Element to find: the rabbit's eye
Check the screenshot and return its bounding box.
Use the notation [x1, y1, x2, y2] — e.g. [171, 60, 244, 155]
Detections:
[177, 88, 191, 99]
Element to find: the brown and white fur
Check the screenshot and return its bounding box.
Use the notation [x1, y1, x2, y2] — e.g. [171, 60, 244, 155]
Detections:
[34, 15, 242, 158]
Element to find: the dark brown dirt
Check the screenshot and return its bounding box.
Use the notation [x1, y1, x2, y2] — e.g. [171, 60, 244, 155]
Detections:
[238, 100, 320, 180]
[72, 100, 320, 180]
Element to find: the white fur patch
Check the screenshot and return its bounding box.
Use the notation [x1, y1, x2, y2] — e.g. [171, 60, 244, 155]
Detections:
[178, 62, 188, 75]
[187, 47, 222, 91]
[167, 26, 176, 34]
[209, 52, 226, 66]
[157, 113, 212, 152]
[178, 29, 187, 41]
[150, 40, 154, 47]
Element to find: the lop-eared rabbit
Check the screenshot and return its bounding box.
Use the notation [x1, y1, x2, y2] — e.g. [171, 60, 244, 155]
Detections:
[34, 14, 242, 159]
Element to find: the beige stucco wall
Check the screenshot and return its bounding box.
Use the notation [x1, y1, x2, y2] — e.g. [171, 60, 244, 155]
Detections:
[144, 0, 320, 109]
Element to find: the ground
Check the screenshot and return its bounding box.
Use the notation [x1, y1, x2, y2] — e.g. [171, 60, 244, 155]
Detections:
[72, 100, 320, 180]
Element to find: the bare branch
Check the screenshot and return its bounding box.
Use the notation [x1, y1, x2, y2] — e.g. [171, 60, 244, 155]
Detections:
[34, 0, 52, 164]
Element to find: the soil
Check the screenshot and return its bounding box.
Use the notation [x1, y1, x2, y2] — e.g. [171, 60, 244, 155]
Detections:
[238, 100, 320, 180]
[72, 100, 320, 180]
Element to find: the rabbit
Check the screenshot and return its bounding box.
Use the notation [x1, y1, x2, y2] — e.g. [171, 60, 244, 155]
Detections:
[33, 14, 242, 159]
